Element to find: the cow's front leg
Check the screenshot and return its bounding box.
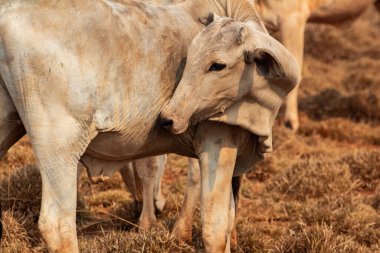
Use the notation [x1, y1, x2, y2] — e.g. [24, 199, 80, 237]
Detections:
[31, 128, 95, 253]
[38, 158, 79, 253]
[194, 123, 238, 253]
[172, 158, 201, 242]
[24, 115, 95, 252]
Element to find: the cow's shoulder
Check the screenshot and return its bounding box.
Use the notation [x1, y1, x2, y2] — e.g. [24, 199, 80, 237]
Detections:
[0, 1, 31, 37]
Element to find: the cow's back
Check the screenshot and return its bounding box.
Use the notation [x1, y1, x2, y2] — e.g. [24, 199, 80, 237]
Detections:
[256, 0, 374, 29]
[308, 0, 374, 23]
[0, 0, 199, 153]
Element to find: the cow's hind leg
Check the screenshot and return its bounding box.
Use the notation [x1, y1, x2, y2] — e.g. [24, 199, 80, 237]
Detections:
[134, 157, 160, 230]
[172, 157, 201, 243]
[0, 81, 26, 241]
[120, 162, 143, 214]
[121, 156, 166, 229]
[153, 155, 167, 212]
[281, 9, 309, 132]
[0, 82, 25, 158]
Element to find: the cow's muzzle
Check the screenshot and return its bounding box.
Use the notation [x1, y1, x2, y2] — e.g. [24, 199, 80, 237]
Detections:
[158, 117, 174, 131]
[159, 107, 189, 135]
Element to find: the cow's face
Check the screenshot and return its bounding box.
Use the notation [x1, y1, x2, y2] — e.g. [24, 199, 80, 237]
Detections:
[161, 17, 299, 135]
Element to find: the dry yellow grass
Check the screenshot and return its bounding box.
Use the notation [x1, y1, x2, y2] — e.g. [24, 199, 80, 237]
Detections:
[1, 6, 380, 253]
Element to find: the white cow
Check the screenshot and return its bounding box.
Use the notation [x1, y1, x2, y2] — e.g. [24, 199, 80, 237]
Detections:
[160, 0, 380, 245]
[255, 0, 380, 131]
[0, 0, 299, 252]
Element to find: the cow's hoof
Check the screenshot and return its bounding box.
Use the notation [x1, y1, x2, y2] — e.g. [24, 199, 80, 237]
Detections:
[230, 229, 238, 250]
[139, 216, 156, 231]
[154, 197, 166, 213]
[284, 117, 299, 132]
[172, 221, 192, 243]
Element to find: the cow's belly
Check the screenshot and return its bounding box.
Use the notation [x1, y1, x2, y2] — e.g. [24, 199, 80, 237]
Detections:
[84, 129, 196, 161]
[85, 132, 157, 160]
[308, 0, 372, 23]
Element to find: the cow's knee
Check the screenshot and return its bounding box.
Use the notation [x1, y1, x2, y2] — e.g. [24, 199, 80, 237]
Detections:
[38, 216, 59, 250]
[202, 231, 229, 253]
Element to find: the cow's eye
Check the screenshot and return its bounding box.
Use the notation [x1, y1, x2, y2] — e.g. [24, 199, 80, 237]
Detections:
[209, 63, 226, 72]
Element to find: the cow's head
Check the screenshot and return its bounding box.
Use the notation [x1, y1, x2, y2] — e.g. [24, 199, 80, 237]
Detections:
[161, 16, 299, 153]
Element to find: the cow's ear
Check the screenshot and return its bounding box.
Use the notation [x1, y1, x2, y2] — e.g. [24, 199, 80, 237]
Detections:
[244, 49, 285, 79]
[236, 26, 248, 45]
[199, 12, 220, 26]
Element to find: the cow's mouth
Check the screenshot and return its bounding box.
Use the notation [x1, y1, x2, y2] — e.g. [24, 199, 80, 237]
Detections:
[160, 102, 233, 135]
[190, 110, 224, 126]
[190, 103, 231, 126]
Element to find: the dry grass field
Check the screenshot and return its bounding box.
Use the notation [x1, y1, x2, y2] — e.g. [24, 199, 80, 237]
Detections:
[1, 6, 380, 253]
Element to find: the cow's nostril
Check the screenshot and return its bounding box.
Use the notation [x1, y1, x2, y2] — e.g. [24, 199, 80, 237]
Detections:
[159, 118, 174, 130]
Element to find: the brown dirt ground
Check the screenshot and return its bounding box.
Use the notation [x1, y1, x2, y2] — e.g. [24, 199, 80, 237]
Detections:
[1, 6, 380, 253]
